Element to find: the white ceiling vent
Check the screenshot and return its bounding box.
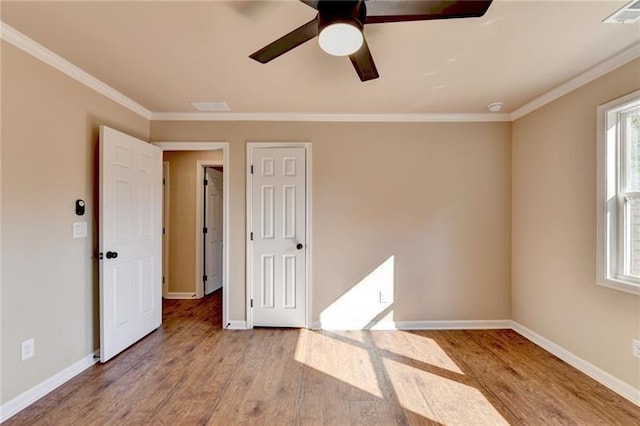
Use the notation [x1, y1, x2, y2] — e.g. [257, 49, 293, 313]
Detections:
[190, 101, 230, 112]
[604, 0, 640, 23]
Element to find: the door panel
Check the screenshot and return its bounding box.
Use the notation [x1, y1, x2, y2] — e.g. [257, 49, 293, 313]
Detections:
[205, 168, 223, 294]
[100, 126, 162, 362]
[251, 147, 306, 327]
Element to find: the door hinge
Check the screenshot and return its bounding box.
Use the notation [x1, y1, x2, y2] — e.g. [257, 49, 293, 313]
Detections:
[203, 275, 208, 282]
[250, 299, 253, 308]
[163, 177, 166, 185]
[162, 276, 165, 284]
[203, 227, 208, 234]
[203, 179, 208, 186]
[250, 231, 253, 241]
[250, 165, 254, 174]
[162, 227, 165, 235]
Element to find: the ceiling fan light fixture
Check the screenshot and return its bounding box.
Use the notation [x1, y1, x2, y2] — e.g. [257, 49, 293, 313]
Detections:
[318, 22, 363, 56]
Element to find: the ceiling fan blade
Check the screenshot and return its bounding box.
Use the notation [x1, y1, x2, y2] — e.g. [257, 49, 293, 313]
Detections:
[249, 18, 319, 63]
[299, 0, 320, 9]
[365, 0, 493, 24]
[349, 37, 379, 82]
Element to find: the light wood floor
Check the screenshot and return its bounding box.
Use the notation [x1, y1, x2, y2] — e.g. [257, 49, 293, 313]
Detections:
[7, 291, 640, 425]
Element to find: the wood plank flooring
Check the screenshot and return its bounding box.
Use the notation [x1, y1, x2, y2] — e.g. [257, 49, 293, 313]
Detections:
[6, 291, 640, 425]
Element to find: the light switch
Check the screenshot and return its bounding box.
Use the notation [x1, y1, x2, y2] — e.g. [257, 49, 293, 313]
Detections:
[73, 222, 88, 239]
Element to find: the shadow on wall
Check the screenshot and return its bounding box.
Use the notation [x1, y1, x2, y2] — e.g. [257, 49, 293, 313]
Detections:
[301, 249, 510, 423]
[320, 255, 396, 330]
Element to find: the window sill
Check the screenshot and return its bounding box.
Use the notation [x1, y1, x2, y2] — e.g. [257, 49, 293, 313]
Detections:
[597, 277, 640, 296]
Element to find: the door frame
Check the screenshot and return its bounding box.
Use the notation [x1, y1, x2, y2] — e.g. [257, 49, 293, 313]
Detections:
[196, 161, 223, 298]
[246, 142, 312, 329]
[153, 142, 229, 328]
[162, 161, 170, 299]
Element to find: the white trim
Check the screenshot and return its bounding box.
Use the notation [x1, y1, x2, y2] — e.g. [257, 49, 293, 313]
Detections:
[195, 160, 223, 299]
[312, 318, 639, 406]
[226, 321, 248, 330]
[306, 146, 313, 330]
[153, 142, 230, 328]
[313, 319, 512, 331]
[511, 42, 640, 120]
[309, 321, 322, 330]
[162, 161, 170, 299]
[319, 320, 399, 330]
[246, 142, 312, 329]
[596, 89, 640, 296]
[151, 111, 511, 123]
[0, 351, 98, 422]
[3, 19, 637, 124]
[0, 22, 151, 120]
[152, 142, 227, 151]
[512, 321, 640, 406]
[2, 321, 637, 420]
[165, 292, 198, 299]
[397, 320, 512, 330]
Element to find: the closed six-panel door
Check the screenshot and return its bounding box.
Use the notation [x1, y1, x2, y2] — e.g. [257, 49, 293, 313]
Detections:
[251, 147, 306, 327]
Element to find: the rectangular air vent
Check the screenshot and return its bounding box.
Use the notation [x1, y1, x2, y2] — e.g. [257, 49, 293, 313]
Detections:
[604, 0, 640, 23]
[190, 101, 230, 112]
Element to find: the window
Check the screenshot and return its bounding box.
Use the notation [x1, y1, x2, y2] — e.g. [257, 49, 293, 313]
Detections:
[597, 89, 640, 295]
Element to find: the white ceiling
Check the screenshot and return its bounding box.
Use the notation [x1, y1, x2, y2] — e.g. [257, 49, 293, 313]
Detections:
[2, 0, 639, 115]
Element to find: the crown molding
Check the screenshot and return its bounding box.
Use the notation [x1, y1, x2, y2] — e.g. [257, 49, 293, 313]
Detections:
[0, 21, 152, 120]
[150, 111, 512, 122]
[3, 20, 638, 124]
[510, 41, 640, 121]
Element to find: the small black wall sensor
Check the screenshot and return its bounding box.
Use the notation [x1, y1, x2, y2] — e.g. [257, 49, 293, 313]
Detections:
[76, 199, 85, 216]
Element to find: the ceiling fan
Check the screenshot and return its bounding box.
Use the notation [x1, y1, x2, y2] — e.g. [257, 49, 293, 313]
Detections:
[249, 0, 493, 82]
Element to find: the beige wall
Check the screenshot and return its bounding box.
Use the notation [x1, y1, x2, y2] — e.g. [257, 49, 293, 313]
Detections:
[163, 150, 223, 294]
[1, 42, 149, 403]
[512, 58, 640, 389]
[151, 121, 513, 325]
[4, 24, 637, 410]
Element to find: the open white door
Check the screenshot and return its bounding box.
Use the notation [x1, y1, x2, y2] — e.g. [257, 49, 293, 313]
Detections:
[204, 168, 223, 295]
[99, 126, 162, 362]
[250, 147, 306, 327]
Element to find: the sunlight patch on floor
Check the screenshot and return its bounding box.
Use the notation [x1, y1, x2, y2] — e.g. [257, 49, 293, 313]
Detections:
[320, 256, 395, 330]
[372, 331, 464, 374]
[383, 357, 509, 425]
[294, 330, 384, 398]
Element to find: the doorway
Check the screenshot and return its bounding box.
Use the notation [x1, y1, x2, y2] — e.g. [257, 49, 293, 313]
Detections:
[154, 142, 229, 328]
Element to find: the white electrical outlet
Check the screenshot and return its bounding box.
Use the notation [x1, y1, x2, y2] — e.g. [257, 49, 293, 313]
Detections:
[21, 338, 35, 360]
[633, 339, 640, 359]
[379, 291, 389, 304]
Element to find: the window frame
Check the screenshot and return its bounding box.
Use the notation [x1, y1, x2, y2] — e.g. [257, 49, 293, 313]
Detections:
[597, 89, 640, 296]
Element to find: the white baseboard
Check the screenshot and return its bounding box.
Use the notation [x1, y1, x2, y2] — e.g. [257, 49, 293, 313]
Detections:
[165, 292, 198, 300]
[397, 320, 512, 330]
[0, 351, 98, 423]
[312, 319, 512, 331]
[225, 321, 247, 330]
[3, 320, 637, 423]
[317, 320, 398, 330]
[309, 318, 638, 406]
[511, 321, 640, 406]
